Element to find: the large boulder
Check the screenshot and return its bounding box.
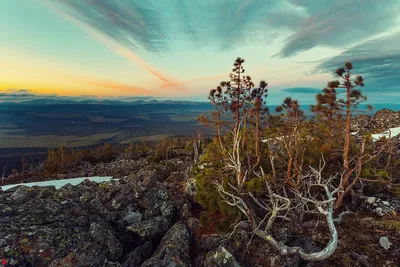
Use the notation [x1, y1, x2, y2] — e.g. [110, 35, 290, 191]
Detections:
[122, 241, 153, 267]
[89, 222, 123, 261]
[141, 222, 191, 267]
[10, 185, 36, 204]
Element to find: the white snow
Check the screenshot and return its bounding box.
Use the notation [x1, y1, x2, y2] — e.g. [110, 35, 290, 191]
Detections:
[371, 126, 400, 141]
[1, 176, 114, 191]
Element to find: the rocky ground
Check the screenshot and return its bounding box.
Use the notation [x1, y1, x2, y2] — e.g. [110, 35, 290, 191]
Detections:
[352, 109, 400, 133]
[1, 158, 193, 267]
[1, 109, 400, 266]
[1, 155, 399, 267]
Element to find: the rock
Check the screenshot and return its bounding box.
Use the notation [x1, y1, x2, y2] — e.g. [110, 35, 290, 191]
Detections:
[186, 217, 199, 231]
[39, 186, 56, 198]
[196, 234, 224, 251]
[352, 109, 400, 132]
[184, 177, 197, 201]
[112, 199, 122, 210]
[204, 246, 241, 267]
[10, 185, 33, 203]
[350, 252, 372, 267]
[123, 211, 143, 224]
[138, 169, 159, 188]
[126, 216, 172, 239]
[49, 244, 116, 267]
[90, 222, 123, 261]
[370, 109, 400, 130]
[141, 222, 191, 267]
[0, 158, 193, 267]
[123, 241, 153, 267]
[366, 197, 377, 204]
[352, 114, 371, 132]
[139, 187, 174, 218]
[379, 236, 392, 250]
[360, 196, 396, 217]
[180, 203, 192, 219]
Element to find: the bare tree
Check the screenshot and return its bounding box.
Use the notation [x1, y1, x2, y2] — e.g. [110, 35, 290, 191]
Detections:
[215, 157, 340, 261]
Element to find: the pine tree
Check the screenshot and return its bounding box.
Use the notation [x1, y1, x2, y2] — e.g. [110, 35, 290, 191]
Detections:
[275, 97, 305, 188]
[221, 57, 255, 135]
[330, 62, 366, 172]
[312, 81, 341, 120]
[198, 85, 226, 150]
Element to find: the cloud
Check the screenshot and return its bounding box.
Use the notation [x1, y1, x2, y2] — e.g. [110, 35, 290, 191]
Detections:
[42, 0, 180, 88]
[49, 0, 296, 53]
[315, 32, 400, 95]
[81, 78, 154, 96]
[280, 87, 321, 94]
[276, 0, 400, 57]
[49, 0, 400, 60]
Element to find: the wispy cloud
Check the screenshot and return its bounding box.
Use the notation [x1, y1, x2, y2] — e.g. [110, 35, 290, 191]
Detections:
[50, 0, 281, 51]
[48, 0, 400, 59]
[42, 0, 180, 88]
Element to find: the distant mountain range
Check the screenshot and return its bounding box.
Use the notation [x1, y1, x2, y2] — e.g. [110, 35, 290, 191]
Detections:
[1, 98, 399, 113]
[0, 98, 210, 106]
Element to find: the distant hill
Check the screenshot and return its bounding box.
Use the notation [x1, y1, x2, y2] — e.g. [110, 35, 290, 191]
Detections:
[0, 100, 398, 151]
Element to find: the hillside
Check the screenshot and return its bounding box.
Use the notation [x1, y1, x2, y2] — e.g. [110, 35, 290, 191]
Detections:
[1, 142, 399, 267]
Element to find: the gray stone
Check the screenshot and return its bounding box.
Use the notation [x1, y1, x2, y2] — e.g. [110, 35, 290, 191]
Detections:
[366, 197, 377, 204]
[379, 236, 392, 250]
[124, 211, 143, 224]
[126, 216, 172, 239]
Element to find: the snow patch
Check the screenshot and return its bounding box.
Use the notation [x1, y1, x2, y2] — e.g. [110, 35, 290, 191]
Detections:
[371, 126, 400, 141]
[1, 176, 114, 191]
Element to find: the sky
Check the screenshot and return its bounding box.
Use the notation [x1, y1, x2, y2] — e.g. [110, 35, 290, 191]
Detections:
[1, 0, 400, 104]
